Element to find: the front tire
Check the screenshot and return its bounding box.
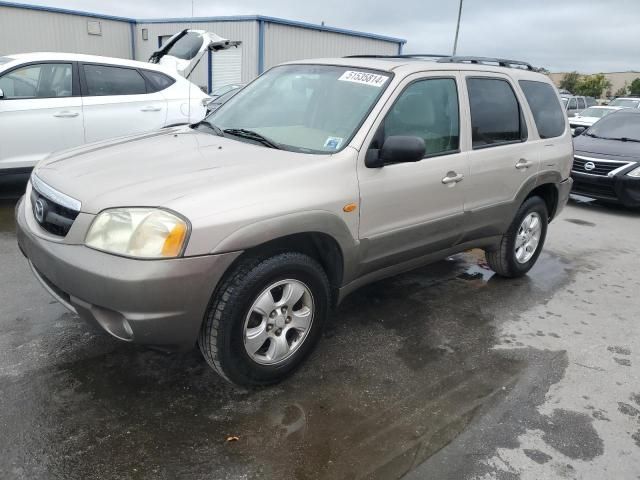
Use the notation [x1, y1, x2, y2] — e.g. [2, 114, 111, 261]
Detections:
[485, 195, 548, 278]
[198, 252, 330, 386]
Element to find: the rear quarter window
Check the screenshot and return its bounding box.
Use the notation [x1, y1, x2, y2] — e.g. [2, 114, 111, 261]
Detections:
[141, 69, 176, 93]
[518, 80, 566, 139]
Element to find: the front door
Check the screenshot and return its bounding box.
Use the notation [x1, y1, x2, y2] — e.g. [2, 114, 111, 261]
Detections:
[0, 62, 84, 172]
[357, 72, 468, 275]
[80, 63, 167, 143]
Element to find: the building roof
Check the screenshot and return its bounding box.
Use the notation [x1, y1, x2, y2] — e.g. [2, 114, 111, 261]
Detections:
[0, 1, 406, 45]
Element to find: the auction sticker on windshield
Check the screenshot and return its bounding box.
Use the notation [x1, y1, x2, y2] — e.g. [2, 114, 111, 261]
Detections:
[338, 71, 389, 87]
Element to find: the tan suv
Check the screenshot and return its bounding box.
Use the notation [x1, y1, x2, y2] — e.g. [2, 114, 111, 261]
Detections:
[16, 55, 573, 386]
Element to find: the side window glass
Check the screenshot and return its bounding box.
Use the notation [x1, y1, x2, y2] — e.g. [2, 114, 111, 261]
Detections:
[467, 77, 526, 148]
[518, 80, 565, 139]
[577, 98, 586, 109]
[0, 63, 72, 99]
[141, 70, 176, 92]
[568, 98, 577, 109]
[83, 64, 147, 96]
[383, 78, 459, 157]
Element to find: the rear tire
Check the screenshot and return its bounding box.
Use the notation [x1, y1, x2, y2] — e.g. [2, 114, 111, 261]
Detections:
[198, 252, 330, 386]
[485, 196, 548, 278]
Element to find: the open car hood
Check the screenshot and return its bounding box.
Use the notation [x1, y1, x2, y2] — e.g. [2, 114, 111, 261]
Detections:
[148, 29, 241, 78]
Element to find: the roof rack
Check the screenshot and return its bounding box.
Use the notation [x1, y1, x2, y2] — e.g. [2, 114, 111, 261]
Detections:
[343, 54, 534, 70]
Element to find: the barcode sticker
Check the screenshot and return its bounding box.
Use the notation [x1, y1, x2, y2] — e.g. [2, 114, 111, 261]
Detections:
[338, 71, 389, 87]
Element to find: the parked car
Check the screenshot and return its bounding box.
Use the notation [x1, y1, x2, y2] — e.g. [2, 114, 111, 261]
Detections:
[209, 83, 244, 100]
[571, 109, 640, 206]
[608, 96, 640, 109]
[569, 106, 626, 134]
[16, 56, 573, 386]
[205, 86, 243, 114]
[560, 95, 592, 117]
[0, 29, 239, 178]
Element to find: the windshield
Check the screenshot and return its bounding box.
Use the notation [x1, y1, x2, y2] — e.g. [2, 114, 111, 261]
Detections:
[587, 113, 640, 140]
[579, 108, 612, 118]
[609, 98, 640, 108]
[206, 64, 392, 153]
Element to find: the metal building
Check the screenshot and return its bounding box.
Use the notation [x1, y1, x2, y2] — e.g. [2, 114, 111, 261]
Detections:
[0, 2, 406, 92]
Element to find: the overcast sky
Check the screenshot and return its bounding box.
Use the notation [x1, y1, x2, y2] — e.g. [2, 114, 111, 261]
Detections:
[23, 0, 640, 73]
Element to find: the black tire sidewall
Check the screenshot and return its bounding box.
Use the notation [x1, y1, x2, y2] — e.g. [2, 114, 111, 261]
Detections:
[505, 197, 548, 275]
[214, 254, 329, 385]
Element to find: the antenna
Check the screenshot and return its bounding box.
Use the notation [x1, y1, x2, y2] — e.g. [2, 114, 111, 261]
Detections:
[187, 0, 194, 123]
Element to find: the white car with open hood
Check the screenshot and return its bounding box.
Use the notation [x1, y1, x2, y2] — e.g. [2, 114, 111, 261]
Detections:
[0, 29, 240, 177]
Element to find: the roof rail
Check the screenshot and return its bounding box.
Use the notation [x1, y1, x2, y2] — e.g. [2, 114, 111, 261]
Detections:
[436, 56, 534, 70]
[343, 54, 535, 71]
[343, 53, 448, 59]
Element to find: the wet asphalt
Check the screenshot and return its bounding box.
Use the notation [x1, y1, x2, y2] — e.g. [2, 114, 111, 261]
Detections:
[0, 183, 639, 480]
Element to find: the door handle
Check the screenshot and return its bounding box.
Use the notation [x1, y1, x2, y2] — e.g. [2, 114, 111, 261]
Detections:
[442, 172, 464, 185]
[53, 111, 79, 118]
[140, 106, 162, 112]
[515, 158, 533, 170]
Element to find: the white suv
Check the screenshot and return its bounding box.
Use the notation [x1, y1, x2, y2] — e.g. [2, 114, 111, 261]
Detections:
[0, 29, 240, 177]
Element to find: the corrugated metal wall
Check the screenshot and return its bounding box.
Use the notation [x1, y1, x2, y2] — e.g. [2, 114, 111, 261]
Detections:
[135, 21, 258, 89]
[263, 23, 399, 71]
[0, 5, 133, 59]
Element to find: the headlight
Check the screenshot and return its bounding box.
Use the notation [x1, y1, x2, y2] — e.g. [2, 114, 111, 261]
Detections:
[627, 165, 640, 177]
[85, 208, 188, 258]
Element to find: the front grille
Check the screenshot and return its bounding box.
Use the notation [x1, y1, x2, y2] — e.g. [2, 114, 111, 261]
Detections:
[30, 188, 79, 236]
[572, 156, 630, 177]
[572, 180, 617, 200]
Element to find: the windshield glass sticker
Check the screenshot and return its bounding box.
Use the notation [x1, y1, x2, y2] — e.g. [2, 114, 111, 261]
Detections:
[324, 137, 343, 150]
[338, 71, 389, 87]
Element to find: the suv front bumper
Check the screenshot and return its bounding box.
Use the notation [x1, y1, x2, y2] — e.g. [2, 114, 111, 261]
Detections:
[16, 197, 241, 351]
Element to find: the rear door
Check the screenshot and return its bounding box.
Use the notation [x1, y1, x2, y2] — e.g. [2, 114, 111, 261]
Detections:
[0, 61, 84, 172]
[80, 63, 167, 143]
[460, 73, 537, 240]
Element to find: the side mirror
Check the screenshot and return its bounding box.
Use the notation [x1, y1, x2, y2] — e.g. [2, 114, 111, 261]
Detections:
[0, 88, 4, 99]
[365, 135, 426, 168]
[573, 127, 586, 137]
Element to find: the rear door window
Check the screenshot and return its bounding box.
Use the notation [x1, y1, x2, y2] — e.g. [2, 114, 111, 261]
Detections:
[518, 80, 566, 139]
[577, 97, 586, 109]
[568, 98, 577, 109]
[467, 77, 527, 149]
[83, 64, 147, 96]
[0, 63, 72, 99]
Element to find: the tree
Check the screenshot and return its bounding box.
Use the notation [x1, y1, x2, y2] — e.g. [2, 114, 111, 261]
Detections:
[614, 82, 629, 97]
[559, 71, 580, 93]
[630, 78, 640, 95]
[574, 74, 612, 98]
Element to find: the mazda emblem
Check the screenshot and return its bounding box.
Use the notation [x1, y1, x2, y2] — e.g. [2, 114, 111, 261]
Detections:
[584, 162, 596, 172]
[34, 198, 46, 223]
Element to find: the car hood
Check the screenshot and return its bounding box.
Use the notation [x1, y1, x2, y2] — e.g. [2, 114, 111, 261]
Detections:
[34, 127, 325, 215]
[573, 134, 640, 160]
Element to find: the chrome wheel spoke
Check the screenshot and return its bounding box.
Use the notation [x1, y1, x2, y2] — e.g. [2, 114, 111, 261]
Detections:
[514, 212, 542, 264]
[253, 290, 276, 317]
[267, 335, 290, 362]
[289, 306, 312, 332]
[245, 324, 269, 355]
[279, 282, 306, 308]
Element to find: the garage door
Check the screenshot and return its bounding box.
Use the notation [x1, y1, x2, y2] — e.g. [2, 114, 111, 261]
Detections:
[211, 47, 242, 91]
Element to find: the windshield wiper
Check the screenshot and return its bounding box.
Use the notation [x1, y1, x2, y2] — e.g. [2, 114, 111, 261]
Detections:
[601, 136, 640, 143]
[192, 119, 224, 136]
[223, 128, 281, 149]
[584, 132, 599, 138]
